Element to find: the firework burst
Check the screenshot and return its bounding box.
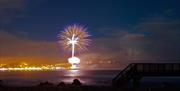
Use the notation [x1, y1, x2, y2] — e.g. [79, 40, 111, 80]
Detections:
[58, 24, 91, 54]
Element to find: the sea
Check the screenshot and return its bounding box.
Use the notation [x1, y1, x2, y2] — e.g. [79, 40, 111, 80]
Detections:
[0, 70, 180, 87]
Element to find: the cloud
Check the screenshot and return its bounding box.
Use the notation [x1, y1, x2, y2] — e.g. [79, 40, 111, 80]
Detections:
[0, 30, 66, 64]
[79, 28, 152, 69]
[0, 0, 27, 23]
[136, 20, 180, 59]
[79, 20, 180, 69]
[0, 0, 46, 24]
[0, 0, 26, 11]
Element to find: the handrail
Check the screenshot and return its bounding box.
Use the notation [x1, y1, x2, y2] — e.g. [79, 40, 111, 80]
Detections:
[112, 63, 134, 83]
[112, 63, 180, 86]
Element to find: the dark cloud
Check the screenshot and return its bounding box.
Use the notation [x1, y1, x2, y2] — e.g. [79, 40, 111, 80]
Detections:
[136, 20, 180, 60]
[79, 28, 150, 69]
[0, 0, 27, 23]
[0, 0, 46, 24]
[0, 30, 65, 64]
[79, 20, 180, 69]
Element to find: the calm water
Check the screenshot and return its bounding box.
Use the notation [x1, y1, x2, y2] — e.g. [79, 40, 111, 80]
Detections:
[0, 70, 180, 87]
[0, 70, 118, 86]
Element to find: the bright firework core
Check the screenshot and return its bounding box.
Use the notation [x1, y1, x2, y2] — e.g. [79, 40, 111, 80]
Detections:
[68, 57, 80, 69]
[67, 34, 80, 69]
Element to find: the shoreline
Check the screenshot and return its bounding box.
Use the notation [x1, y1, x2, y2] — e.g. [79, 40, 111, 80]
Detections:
[1, 80, 180, 91]
[1, 85, 180, 91]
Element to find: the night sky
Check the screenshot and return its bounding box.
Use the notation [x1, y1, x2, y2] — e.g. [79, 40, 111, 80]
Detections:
[0, 0, 180, 69]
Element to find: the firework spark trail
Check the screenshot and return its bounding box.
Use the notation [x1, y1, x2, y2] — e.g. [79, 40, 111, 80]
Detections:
[58, 24, 91, 53]
[58, 24, 91, 69]
[67, 34, 78, 57]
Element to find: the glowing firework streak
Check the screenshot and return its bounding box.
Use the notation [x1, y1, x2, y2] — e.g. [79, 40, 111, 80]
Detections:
[58, 24, 91, 52]
[58, 24, 91, 69]
[67, 34, 78, 57]
[67, 34, 80, 69]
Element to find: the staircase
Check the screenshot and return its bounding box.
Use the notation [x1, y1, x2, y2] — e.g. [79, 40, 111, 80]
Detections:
[112, 63, 180, 88]
[112, 64, 136, 87]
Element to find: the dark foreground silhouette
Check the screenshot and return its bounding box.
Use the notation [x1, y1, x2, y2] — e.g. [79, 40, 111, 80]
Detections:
[1, 85, 180, 91]
[1, 79, 180, 91]
[0, 79, 113, 91]
[113, 63, 180, 88]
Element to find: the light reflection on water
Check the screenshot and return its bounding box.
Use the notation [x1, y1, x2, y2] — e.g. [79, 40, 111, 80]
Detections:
[1, 70, 180, 87]
[0, 70, 118, 86]
[61, 70, 86, 84]
[64, 70, 80, 77]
